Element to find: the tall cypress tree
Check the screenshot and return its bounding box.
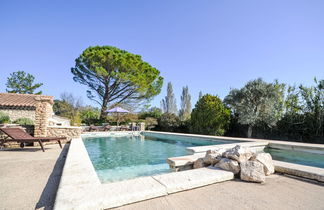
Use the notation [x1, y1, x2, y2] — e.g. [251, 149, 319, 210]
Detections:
[161, 82, 177, 114]
[179, 86, 192, 121]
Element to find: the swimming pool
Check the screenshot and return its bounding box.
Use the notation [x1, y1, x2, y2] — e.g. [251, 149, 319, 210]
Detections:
[83, 133, 237, 183]
[265, 147, 324, 169]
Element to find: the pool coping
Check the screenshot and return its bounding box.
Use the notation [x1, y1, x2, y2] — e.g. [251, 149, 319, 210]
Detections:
[54, 138, 234, 210]
[55, 132, 324, 209]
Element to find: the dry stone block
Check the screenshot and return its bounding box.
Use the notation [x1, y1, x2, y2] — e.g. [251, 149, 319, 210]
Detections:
[240, 160, 265, 183]
[203, 149, 223, 165]
[215, 158, 240, 174]
[193, 158, 206, 169]
[223, 145, 253, 163]
[250, 153, 274, 176]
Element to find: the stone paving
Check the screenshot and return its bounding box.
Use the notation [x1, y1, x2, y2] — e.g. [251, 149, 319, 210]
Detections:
[0, 144, 68, 210]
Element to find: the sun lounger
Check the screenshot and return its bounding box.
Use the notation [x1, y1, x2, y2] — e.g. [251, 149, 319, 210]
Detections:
[0, 128, 66, 152]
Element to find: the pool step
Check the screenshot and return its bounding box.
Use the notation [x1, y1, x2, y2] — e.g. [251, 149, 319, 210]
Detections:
[273, 160, 324, 183]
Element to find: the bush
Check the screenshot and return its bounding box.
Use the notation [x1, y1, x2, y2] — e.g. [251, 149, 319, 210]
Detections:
[145, 117, 158, 130]
[190, 94, 230, 135]
[80, 108, 100, 125]
[139, 107, 162, 119]
[157, 113, 180, 132]
[0, 112, 10, 124]
[13, 117, 34, 125]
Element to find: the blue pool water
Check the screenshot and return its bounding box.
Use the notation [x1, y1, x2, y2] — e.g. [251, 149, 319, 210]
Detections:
[83, 134, 235, 183]
[265, 148, 324, 168]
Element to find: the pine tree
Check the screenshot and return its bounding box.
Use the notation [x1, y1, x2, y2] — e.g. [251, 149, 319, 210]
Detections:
[179, 86, 192, 121]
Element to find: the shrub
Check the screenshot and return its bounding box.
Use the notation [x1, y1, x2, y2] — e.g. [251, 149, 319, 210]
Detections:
[139, 107, 162, 119]
[190, 94, 230, 135]
[0, 112, 10, 124]
[145, 117, 158, 130]
[158, 113, 180, 132]
[13, 117, 34, 125]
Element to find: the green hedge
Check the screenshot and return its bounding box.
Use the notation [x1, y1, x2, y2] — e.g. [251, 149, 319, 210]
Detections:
[0, 112, 10, 124]
[13, 117, 34, 125]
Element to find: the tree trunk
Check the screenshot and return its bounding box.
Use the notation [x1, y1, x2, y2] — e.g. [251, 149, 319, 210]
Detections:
[247, 125, 253, 138]
[100, 96, 109, 120]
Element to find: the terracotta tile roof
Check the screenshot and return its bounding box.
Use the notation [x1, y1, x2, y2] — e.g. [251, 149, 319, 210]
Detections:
[0, 93, 54, 107]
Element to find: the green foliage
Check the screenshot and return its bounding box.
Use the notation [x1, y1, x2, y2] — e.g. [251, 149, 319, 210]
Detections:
[161, 82, 177, 114]
[71, 46, 163, 119]
[13, 118, 34, 125]
[190, 94, 230, 135]
[6, 71, 43, 94]
[71, 111, 82, 126]
[53, 100, 74, 118]
[80, 107, 100, 125]
[139, 107, 162, 119]
[0, 112, 10, 124]
[158, 113, 180, 132]
[277, 78, 324, 142]
[179, 86, 192, 121]
[145, 117, 158, 130]
[224, 78, 285, 137]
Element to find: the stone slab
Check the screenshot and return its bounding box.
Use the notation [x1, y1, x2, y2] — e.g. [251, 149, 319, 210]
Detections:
[274, 160, 324, 182]
[269, 142, 324, 155]
[97, 176, 167, 209]
[187, 141, 268, 154]
[153, 167, 234, 194]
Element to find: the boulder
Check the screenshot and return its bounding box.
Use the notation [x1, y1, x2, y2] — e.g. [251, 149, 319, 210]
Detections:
[240, 160, 265, 183]
[203, 149, 223, 165]
[193, 158, 206, 169]
[215, 158, 240, 174]
[251, 153, 274, 176]
[223, 145, 253, 163]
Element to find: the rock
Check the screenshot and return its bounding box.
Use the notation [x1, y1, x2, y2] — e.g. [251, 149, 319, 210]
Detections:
[240, 160, 266, 183]
[250, 153, 274, 176]
[193, 158, 206, 169]
[215, 158, 240, 174]
[223, 145, 253, 163]
[203, 149, 223, 165]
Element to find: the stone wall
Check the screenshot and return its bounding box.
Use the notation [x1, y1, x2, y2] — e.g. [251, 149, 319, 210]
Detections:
[47, 126, 82, 142]
[34, 97, 53, 137]
[0, 107, 36, 121]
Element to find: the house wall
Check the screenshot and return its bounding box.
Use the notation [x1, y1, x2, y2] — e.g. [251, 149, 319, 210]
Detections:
[34, 97, 54, 137]
[0, 106, 36, 121]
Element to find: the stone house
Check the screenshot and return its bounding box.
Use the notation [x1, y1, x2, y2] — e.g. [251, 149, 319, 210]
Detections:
[0, 93, 81, 141]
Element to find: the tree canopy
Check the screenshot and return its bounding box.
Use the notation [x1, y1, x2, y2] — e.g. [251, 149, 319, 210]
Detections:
[71, 46, 163, 119]
[6, 71, 43, 94]
[224, 78, 285, 138]
[190, 94, 230, 135]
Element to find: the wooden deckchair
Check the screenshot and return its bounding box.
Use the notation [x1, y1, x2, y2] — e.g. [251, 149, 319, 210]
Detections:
[0, 128, 66, 152]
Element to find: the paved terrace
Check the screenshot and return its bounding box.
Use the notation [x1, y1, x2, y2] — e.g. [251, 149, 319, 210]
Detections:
[1, 143, 324, 210]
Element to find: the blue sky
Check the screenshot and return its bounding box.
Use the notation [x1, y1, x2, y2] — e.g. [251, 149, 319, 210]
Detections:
[1, 0, 323, 109]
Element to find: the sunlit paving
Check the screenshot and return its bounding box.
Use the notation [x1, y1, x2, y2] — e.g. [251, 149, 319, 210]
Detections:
[0, 1, 323, 209]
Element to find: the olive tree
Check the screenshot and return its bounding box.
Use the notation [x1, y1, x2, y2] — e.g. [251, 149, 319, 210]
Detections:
[71, 46, 163, 119]
[224, 78, 285, 138]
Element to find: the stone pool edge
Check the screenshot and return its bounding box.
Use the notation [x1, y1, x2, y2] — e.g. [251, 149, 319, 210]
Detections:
[54, 138, 234, 210]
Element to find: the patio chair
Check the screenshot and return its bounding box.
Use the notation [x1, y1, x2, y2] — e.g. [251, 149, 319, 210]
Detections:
[89, 125, 100, 132]
[0, 128, 66, 152]
[103, 125, 112, 131]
